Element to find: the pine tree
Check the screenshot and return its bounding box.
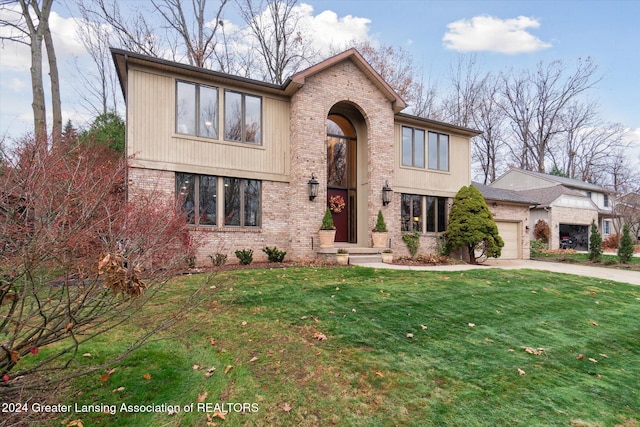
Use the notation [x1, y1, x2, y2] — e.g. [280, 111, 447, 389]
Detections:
[618, 224, 634, 264]
[445, 185, 504, 264]
[588, 220, 602, 262]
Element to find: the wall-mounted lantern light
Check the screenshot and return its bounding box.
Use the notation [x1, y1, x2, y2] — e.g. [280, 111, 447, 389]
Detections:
[308, 173, 319, 201]
[382, 180, 393, 206]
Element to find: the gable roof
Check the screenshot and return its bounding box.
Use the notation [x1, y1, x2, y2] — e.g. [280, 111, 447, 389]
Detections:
[285, 48, 406, 112]
[472, 182, 539, 205]
[495, 168, 608, 193]
[512, 185, 589, 208]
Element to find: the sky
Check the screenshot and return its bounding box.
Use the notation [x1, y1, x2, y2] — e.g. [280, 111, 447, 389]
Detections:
[1, 0, 639, 162]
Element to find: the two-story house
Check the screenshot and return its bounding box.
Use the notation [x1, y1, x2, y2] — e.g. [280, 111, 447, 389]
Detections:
[111, 48, 481, 264]
[490, 168, 614, 250]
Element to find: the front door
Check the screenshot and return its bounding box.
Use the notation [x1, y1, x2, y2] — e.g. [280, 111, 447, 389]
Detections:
[327, 115, 357, 243]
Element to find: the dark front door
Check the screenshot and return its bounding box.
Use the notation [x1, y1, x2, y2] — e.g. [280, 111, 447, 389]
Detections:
[327, 115, 357, 243]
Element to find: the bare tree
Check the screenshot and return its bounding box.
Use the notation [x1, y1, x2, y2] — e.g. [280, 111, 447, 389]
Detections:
[73, 9, 121, 116]
[152, 0, 228, 67]
[500, 58, 601, 173]
[442, 55, 488, 128]
[237, 0, 318, 84]
[0, 0, 61, 143]
[471, 76, 506, 184]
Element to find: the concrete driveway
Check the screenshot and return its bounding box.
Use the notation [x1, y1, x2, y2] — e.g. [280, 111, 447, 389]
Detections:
[350, 258, 640, 286]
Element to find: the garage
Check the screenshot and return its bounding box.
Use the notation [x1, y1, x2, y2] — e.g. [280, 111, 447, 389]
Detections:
[496, 221, 520, 259]
[559, 224, 588, 250]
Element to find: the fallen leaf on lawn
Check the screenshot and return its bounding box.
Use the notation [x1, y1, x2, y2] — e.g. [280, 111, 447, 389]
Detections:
[375, 371, 384, 377]
[420, 325, 428, 330]
[112, 386, 125, 393]
[143, 373, 151, 380]
[591, 321, 599, 326]
[577, 354, 584, 360]
[517, 368, 526, 376]
[597, 374, 602, 379]
[99, 373, 111, 383]
[352, 308, 356, 313]
[241, 321, 247, 326]
[406, 333, 414, 338]
[468, 323, 476, 327]
[249, 356, 258, 362]
[66, 420, 84, 427]
[523, 347, 544, 355]
[300, 316, 307, 320]
[282, 403, 292, 412]
[168, 408, 178, 415]
[197, 392, 208, 402]
[209, 338, 216, 345]
[589, 358, 598, 363]
[212, 410, 226, 420]
[82, 353, 91, 358]
[10, 351, 20, 362]
[204, 367, 216, 377]
[193, 364, 201, 370]
[29, 347, 39, 355]
[599, 353, 609, 358]
[313, 332, 327, 341]
[224, 365, 233, 374]
[531, 290, 537, 294]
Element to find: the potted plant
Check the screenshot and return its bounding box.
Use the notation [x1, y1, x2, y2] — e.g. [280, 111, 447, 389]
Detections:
[336, 248, 349, 265]
[372, 210, 388, 248]
[318, 208, 336, 248]
[381, 249, 393, 263]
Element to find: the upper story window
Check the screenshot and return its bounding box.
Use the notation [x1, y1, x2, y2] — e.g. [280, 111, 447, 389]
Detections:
[176, 81, 218, 139]
[428, 132, 449, 171]
[224, 90, 262, 144]
[402, 126, 425, 168]
[604, 194, 609, 207]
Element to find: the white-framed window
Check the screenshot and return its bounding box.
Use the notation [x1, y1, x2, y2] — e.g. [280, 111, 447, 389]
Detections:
[603, 220, 611, 235]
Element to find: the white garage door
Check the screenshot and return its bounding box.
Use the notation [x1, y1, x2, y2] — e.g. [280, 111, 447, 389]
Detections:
[496, 221, 520, 259]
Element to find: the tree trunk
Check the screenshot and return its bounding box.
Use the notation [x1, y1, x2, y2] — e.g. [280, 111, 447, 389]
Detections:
[45, 21, 62, 146]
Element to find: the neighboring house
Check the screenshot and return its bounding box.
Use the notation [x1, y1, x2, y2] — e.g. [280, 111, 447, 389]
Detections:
[490, 168, 613, 250]
[613, 192, 640, 242]
[111, 48, 481, 264]
[472, 182, 539, 259]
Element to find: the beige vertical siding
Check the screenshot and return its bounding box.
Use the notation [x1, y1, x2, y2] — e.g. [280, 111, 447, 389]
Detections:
[127, 67, 290, 181]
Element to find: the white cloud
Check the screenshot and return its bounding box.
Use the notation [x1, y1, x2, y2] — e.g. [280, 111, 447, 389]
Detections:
[443, 15, 552, 54]
[300, 5, 373, 54]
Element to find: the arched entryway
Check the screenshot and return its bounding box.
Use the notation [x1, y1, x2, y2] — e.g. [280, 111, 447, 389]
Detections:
[327, 114, 357, 243]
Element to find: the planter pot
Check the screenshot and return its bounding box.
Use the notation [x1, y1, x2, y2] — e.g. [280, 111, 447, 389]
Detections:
[381, 252, 393, 263]
[372, 231, 388, 248]
[318, 229, 336, 248]
[335, 253, 349, 265]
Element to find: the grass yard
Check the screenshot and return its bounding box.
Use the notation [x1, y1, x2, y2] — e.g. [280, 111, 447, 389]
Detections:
[21, 266, 640, 426]
[532, 250, 640, 270]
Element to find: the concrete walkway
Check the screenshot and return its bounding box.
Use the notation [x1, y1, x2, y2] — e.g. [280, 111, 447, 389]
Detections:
[349, 258, 640, 286]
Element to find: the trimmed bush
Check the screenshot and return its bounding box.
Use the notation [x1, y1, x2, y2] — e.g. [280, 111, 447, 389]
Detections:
[588, 220, 602, 262]
[533, 219, 551, 243]
[235, 249, 254, 265]
[262, 246, 287, 263]
[618, 225, 634, 264]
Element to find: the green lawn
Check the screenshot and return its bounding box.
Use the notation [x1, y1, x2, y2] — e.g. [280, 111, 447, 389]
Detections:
[25, 266, 640, 426]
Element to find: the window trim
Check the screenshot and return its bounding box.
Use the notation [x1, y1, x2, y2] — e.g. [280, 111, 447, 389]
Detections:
[401, 126, 425, 168]
[224, 89, 263, 145]
[176, 173, 217, 227]
[175, 80, 219, 139]
[401, 193, 448, 233]
[223, 177, 262, 228]
[428, 131, 449, 172]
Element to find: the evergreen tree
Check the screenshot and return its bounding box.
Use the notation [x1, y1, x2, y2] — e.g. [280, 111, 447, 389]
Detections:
[588, 220, 602, 262]
[618, 224, 634, 263]
[445, 185, 504, 264]
[80, 112, 126, 153]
